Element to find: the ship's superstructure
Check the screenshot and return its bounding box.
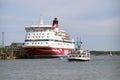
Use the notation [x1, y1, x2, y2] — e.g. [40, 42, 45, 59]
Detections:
[23, 18, 75, 58]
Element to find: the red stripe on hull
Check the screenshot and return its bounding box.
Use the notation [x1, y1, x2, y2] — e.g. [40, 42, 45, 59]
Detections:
[24, 47, 73, 56]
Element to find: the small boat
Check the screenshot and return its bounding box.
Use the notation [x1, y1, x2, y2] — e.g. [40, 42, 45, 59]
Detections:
[67, 37, 90, 61]
[68, 48, 90, 61]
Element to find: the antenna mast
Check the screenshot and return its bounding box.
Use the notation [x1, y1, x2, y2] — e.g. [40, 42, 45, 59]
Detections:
[38, 17, 44, 27]
[2, 32, 4, 46]
[77, 37, 82, 49]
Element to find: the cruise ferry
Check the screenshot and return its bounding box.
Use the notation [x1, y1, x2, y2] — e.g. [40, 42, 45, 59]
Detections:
[23, 18, 75, 58]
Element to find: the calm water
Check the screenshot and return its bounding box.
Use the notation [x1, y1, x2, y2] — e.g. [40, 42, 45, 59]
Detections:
[0, 56, 120, 80]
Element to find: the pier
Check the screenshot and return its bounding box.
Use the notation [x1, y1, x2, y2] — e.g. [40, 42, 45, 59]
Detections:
[0, 43, 24, 60]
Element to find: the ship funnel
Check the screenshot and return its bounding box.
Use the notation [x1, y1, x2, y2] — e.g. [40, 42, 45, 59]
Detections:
[52, 17, 58, 28]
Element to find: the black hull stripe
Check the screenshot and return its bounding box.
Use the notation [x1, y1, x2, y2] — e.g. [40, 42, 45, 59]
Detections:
[25, 39, 75, 43]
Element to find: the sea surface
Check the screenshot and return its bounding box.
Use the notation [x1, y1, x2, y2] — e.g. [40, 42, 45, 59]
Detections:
[0, 55, 120, 80]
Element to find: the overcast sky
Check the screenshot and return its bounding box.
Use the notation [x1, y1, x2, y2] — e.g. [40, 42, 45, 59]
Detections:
[0, 0, 120, 51]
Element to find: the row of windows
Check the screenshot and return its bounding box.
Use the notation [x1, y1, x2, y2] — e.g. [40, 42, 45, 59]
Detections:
[26, 42, 48, 45]
[26, 33, 53, 36]
[26, 36, 50, 38]
[25, 42, 70, 46]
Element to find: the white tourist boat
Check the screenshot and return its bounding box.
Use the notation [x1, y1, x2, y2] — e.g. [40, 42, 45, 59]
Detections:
[68, 38, 90, 61]
[68, 48, 90, 61]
